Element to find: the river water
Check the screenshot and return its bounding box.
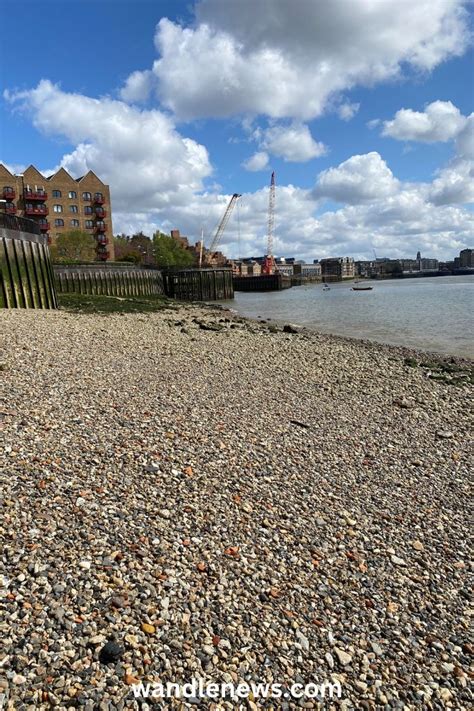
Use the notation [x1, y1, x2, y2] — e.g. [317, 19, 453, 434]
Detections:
[221, 275, 474, 359]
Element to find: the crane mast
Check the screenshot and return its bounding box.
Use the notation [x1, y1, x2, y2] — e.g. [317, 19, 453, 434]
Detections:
[207, 193, 241, 260]
[262, 171, 277, 275]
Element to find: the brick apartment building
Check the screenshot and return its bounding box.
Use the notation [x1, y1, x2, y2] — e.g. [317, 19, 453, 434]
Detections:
[0, 164, 114, 261]
[320, 256, 355, 281]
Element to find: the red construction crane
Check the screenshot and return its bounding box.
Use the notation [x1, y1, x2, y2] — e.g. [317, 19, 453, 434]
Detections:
[204, 193, 241, 265]
[262, 171, 277, 275]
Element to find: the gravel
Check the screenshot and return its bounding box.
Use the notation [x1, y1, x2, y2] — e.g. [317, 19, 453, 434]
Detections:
[0, 304, 472, 709]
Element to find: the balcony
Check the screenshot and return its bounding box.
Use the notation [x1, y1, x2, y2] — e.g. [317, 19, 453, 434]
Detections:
[2, 187, 15, 199]
[38, 222, 50, 232]
[95, 208, 106, 218]
[95, 222, 106, 232]
[24, 190, 47, 201]
[4, 204, 17, 215]
[96, 235, 109, 245]
[24, 205, 49, 216]
[93, 194, 104, 205]
[97, 249, 110, 261]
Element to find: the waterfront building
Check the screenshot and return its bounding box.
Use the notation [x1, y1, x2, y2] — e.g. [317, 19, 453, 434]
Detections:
[320, 257, 355, 281]
[458, 248, 473, 268]
[293, 263, 322, 278]
[0, 163, 114, 261]
[419, 258, 439, 271]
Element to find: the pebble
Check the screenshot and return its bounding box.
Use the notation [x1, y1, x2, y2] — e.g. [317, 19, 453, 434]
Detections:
[0, 304, 471, 710]
[334, 648, 352, 666]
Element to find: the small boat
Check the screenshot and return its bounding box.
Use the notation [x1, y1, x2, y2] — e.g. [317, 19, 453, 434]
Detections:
[322, 282, 331, 291]
[352, 284, 373, 291]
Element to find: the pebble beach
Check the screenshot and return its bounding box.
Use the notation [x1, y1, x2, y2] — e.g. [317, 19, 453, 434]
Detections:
[1, 304, 472, 710]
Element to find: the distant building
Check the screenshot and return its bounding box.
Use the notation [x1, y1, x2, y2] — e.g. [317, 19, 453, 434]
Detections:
[320, 257, 355, 281]
[170, 228, 227, 266]
[275, 264, 293, 276]
[416, 251, 439, 271]
[0, 163, 114, 261]
[419, 258, 439, 271]
[293, 263, 321, 277]
[400, 259, 419, 272]
[458, 248, 473, 268]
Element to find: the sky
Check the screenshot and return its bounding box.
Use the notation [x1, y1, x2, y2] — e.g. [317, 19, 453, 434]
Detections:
[0, 0, 473, 261]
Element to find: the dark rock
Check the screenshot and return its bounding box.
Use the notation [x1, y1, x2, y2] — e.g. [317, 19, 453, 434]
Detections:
[99, 640, 123, 664]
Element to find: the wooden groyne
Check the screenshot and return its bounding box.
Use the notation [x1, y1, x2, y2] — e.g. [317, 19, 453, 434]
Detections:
[0, 214, 57, 309]
[53, 265, 234, 301]
[54, 264, 164, 297]
[162, 268, 234, 301]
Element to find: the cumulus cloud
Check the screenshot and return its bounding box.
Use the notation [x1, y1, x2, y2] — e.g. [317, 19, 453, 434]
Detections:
[121, 0, 470, 121]
[119, 70, 154, 103]
[260, 123, 326, 162]
[380, 102, 474, 207]
[456, 114, 474, 159]
[382, 100, 468, 142]
[242, 151, 269, 171]
[428, 160, 474, 205]
[5, 80, 212, 214]
[314, 152, 400, 204]
[213, 184, 472, 261]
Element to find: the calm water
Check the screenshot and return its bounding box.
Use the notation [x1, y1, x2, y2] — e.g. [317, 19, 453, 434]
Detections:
[221, 275, 474, 358]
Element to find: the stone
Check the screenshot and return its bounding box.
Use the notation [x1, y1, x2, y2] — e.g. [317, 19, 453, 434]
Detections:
[334, 648, 352, 666]
[99, 641, 123, 664]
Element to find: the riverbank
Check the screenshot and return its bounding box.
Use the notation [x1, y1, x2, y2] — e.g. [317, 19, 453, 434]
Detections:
[1, 304, 472, 709]
[226, 275, 474, 359]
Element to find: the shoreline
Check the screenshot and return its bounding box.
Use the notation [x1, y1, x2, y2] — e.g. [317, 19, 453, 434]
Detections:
[1, 304, 472, 709]
[224, 273, 474, 361]
[208, 301, 474, 368]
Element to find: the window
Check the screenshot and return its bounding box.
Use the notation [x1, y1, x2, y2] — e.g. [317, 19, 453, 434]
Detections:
[52, 189, 61, 198]
[68, 190, 77, 199]
[82, 192, 91, 200]
[85, 220, 94, 228]
[53, 205, 63, 213]
[71, 219, 80, 227]
[54, 219, 64, 226]
[94, 192, 103, 199]
[69, 205, 78, 213]
[84, 206, 93, 214]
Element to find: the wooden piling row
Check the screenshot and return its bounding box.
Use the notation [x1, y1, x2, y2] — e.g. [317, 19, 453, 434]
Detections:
[53, 266, 165, 297]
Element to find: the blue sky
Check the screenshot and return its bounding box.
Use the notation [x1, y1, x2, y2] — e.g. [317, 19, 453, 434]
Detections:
[1, 0, 473, 260]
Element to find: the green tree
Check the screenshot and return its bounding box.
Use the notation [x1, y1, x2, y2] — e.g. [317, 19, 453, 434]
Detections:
[152, 231, 195, 268]
[50, 230, 97, 263]
[113, 235, 142, 263]
[130, 232, 156, 265]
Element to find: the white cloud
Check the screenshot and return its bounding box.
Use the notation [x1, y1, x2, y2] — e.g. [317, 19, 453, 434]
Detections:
[5, 80, 212, 215]
[337, 102, 360, 121]
[428, 160, 474, 205]
[119, 70, 154, 103]
[242, 151, 269, 171]
[367, 118, 381, 130]
[124, 0, 471, 121]
[4, 80, 472, 262]
[261, 123, 326, 162]
[314, 152, 400, 204]
[382, 100, 467, 142]
[456, 114, 474, 159]
[380, 103, 474, 207]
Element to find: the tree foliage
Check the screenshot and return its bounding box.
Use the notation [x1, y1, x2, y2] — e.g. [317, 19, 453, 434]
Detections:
[50, 230, 97, 263]
[152, 232, 195, 268]
[113, 231, 196, 267]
